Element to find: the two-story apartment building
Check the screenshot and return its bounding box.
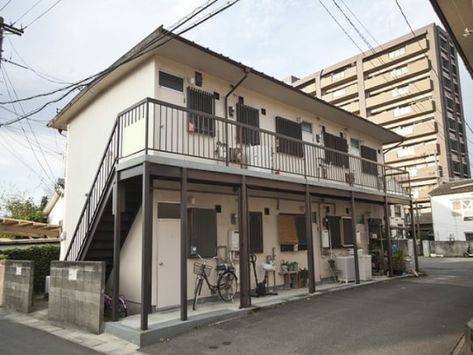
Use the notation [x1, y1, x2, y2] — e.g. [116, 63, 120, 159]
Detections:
[48, 27, 414, 330]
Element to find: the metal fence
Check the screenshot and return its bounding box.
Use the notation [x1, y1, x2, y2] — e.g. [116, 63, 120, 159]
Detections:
[118, 98, 410, 196]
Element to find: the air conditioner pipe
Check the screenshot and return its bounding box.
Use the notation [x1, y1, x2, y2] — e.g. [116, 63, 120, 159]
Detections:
[223, 68, 250, 165]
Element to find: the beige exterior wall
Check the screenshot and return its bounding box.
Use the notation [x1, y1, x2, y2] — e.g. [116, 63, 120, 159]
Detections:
[61, 59, 156, 259]
[118, 185, 383, 308]
[293, 23, 470, 228]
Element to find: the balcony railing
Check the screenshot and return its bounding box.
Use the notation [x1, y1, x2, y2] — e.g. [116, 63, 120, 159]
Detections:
[117, 98, 410, 197]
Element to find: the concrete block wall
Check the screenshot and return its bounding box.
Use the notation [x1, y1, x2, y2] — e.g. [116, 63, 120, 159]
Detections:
[428, 241, 473, 257]
[0, 260, 34, 313]
[49, 261, 105, 334]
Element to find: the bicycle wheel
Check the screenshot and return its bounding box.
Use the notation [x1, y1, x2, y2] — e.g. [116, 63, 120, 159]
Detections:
[217, 271, 238, 302]
[193, 277, 204, 311]
[118, 302, 127, 318]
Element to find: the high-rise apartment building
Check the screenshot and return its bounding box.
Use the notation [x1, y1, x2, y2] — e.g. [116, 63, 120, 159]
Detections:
[290, 24, 470, 235]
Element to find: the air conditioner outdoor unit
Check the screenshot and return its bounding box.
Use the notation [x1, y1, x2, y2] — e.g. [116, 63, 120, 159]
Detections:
[229, 147, 244, 163]
[345, 172, 355, 185]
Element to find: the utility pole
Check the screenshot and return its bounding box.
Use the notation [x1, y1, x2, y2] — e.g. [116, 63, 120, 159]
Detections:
[0, 17, 24, 67]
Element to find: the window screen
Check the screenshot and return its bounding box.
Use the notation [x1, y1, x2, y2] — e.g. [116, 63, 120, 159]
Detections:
[342, 218, 354, 246]
[236, 103, 260, 145]
[249, 212, 263, 253]
[187, 87, 215, 136]
[323, 132, 349, 167]
[157, 203, 180, 219]
[327, 216, 342, 248]
[278, 214, 307, 251]
[275, 116, 303, 157]
[159, 71, 183, 92]
[360, 145, 378, 175]
[188, 208, 217, 258]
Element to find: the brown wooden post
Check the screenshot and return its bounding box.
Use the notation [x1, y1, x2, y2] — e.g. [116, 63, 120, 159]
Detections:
[180, 168, 188, 321]
[112, 174, 123, 321]
[141, 162, 152, 330]
[305, 185, 316, 293]
[351, 191, 360, 284]
[384, 197, 393, 277]
[409, 200, 419, 272]
[239, 175, 251, 308]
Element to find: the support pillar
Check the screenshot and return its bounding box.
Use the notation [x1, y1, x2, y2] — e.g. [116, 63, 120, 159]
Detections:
[180, 168, 188, 321]
[384, 198, 393, 277]
[351, 191, 360, 284]
[239, 176, 251, 308]
[141, 162, 152, 330]
[112, 174, 123, 321]
[305, 185, 316, 293]
[409, 200, 419, 272]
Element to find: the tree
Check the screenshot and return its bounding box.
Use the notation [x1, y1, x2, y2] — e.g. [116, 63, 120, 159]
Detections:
[0, 193, 48, 222]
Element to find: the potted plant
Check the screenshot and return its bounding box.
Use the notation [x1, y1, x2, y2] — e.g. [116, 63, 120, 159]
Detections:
[298, 268, 308, 287]
[392, 249, 407, 275]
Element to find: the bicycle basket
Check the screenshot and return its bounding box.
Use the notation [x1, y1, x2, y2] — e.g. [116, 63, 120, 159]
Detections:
[193, 262, 213, 277]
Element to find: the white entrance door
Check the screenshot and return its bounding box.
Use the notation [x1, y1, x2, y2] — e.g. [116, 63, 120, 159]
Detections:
[156, 217, 181, 309]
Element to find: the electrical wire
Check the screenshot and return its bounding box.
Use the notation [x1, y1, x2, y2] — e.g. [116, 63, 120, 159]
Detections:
[319, 0, 364, 52]
[14, 0, 44, 25]
[0, 0, 241, 127]
[23, 0, 62, 29]
[1, 66, 57, 185]
[0, 0, 11, 11]
[5, 37, 72, 84]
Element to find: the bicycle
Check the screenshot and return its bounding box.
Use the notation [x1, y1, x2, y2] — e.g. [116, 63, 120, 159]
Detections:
[192, 254, 238, 310]
[103, 292, 127, 318]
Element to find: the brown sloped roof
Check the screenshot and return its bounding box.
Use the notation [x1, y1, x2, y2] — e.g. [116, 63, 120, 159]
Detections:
[429, 179, 473, 196]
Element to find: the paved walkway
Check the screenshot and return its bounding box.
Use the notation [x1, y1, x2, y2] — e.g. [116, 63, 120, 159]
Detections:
[0, 275, 407, 354]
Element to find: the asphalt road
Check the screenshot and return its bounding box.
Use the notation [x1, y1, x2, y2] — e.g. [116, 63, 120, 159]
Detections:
[142, 257, 473, 355]
[0, 318, 100, 355]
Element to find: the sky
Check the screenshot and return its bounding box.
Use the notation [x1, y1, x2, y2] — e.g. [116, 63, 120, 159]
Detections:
[0, 0, 472, 204]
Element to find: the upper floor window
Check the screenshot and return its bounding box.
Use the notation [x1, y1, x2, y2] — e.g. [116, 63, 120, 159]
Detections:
[159, 71, 183, 92]
[393, 105, 412, 117]
[187, 87, 215, 136]
[323, 132, 349, 167]
[394, 205, 402, 217]
[236, 103, 260, 146]
[391, 66, 408, 78]
[392, 86, 409, 97]
[333, 88, 346, 98]
[388, 47, 406, 59]
[331, 71, 345, 82]
[275, 116, 303, 157]
[360, 145, 378, 175]
[301, 121, 313, 133]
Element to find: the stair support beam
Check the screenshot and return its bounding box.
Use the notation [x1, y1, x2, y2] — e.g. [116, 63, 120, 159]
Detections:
[112, 175, 124, 321]
[238, 175, 251, 308]
[305, 185, 316, 293]
[180, 168, 188, 321]
[141, 162, 153, 331]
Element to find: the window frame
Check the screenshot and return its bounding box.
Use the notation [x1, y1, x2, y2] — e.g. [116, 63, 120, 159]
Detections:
[159, 70, 184, 92]
[275, 116, 304, 158]
[187, 86, 216, 137]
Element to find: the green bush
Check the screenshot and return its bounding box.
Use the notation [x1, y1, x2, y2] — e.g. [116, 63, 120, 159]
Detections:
[0, 245, 60, 293]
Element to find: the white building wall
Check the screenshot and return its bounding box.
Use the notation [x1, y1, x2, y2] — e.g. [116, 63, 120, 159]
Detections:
[61, 59, 155, 259]
[117, 183, 384, 308]
[432, 191, 473, 241]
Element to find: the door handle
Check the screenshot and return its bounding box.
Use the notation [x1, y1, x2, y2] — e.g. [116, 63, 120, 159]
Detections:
[159, 262, 164, 266]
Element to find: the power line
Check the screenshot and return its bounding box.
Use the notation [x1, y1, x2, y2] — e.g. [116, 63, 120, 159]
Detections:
[0, 0, 241, 127]
[14, 0, 44, 25]
[1, 65, 56, 185]
[319, 0, 364, 52]
[0, 0, 11, 11]
[23, 0, 62, 29]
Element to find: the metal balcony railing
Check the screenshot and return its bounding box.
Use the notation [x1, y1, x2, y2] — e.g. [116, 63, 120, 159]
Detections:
[118, 98, 410, 196]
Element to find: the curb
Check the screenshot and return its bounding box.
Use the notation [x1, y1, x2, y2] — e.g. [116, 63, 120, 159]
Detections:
[0, 273, 415, 352]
